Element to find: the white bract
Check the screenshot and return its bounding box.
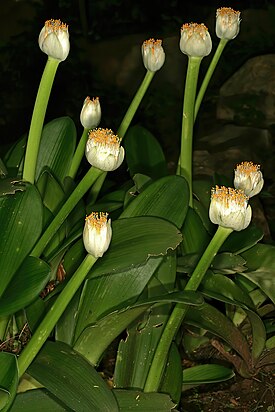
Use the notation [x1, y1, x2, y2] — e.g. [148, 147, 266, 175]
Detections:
[83, 212, 112, 257]
[216, 7, 241, 40]
[209, 186, 252, 231]
[142, 38, 165, 72]
[234, 161, 264, 198]
[80, 96, 101, 129]
[85, 128, 124, 172]
[39, 19, 70, 61]
[180, 23, 212, 58]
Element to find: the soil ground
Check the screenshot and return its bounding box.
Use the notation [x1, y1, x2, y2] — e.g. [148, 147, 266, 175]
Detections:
[181, 372, 275, 412]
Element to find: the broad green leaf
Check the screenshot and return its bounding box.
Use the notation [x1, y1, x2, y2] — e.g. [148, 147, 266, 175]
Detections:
[185, 302, 251, 365]
[221, 224, 263, 254]
[240, 244, 275, 304]
[0, 183, 43, 297]
[35, 117, 76, 182]
[74, 291, 202, 366]
[87, 189, 126, 214]
[113, 390, 175, 411]
[74, 306, 149, 366]
[124, 125, 168, 179]
[120, 175, 189, 229]
[28, 341, 119, 412]
[10, 389, 70, 411]
[266, 336, 275, 350]
[75, 257, 162, 340]
[4, 135, 26, 178]
[200, 271, 254, 309]
[88, 216, 182, 279]
[0, 352, 18, 410]
[245, 310, 266, 361]
[0, 179, 25, 197]
[193, 179, 212, 211]
[114, 303, 171, 390]
[36, 169, 65, 215]
[55, 289, 82, 346]
[0, 257, 50, 316]
[211, 252, 247, 274]
[182, 207, 211, 254]
[182, 364, 234, 389]
[113, 257, 177, 391]
[160, 343, 182, 405]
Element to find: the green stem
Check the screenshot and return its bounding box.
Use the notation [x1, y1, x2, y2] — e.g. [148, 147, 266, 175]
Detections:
[85, 71, 155, 204]
[17, 254, 97, 378]
[117, 70, 155, 139]
[31, 166, 102, 258]
[23, 57, 60, 184]
[194, 38, 228, 121]
[143, 225, 232, 392]
[68, 128, 89, 179]
[179, 56, 202, 207]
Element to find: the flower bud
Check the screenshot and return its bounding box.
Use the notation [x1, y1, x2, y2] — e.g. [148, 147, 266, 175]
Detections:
[39, 19, 70, 61]
[180, 23, 212, 58]
[216, 7, 241, 40]
[234, 161, 263, 198]
[209, 186, 252, 231]
[83, 212, 112, 257]
[80, 97, 101, 129]
[85, 128, 124, 172]
[142, 38, 165, 72]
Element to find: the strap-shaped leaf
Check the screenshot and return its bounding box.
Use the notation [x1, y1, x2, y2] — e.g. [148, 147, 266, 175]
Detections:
[113, 389, 175, 411]
[27, 341, 119, 412]
[124, 125, 168, 179]
[0, 352, 18, 411]
[10, 389, 70, 411]
[0, 183, 43, 298]
[0, 256, 50, 316]
[35, 117, 76, 183]
[120, 175, 189, 229]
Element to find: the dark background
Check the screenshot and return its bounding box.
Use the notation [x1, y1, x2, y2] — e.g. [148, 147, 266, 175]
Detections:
[1, 0, 274, 149]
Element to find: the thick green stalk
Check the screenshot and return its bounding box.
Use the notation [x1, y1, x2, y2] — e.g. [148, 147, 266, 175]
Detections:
[179, 56, 202, 207]
[194, 38, 228, 121]
[117, 70, 155, 138]
[68, 127, 89, 179]
[31, 166, 102, 258]
[144, 225, 232, 392]
[23, 57, 60, 184]
[17, 254, 97, 378]
[90, 70, 155, 201]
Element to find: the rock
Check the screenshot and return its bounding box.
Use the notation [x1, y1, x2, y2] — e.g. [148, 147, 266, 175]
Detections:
[217, 55, 275, 127]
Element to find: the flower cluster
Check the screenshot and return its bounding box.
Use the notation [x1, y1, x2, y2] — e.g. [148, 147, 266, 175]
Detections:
[216, 7, 241, 40]
[180, 23, 212, 58]
[80, 97, 101, 130]
[83, 212, 112, 257]
[39, 19, 70, 61]
[142, 38, 165, 72]
[209, 186, 251, 231]
[234, 161, 263, 198]
[85, 128, 124, 172]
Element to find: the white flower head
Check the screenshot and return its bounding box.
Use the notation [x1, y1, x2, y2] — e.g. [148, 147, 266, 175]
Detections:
[83, 212, 112, 257]
[142, 38, 165, 72]
[234, 161, 264, 198]
[216, 7, 241, 40]
[85, 128, 124, 172]
[39, 19, 70, 61]
[209, 186, 252, 231]
[80, 96, 101, 129]
[180, 23, 212, 58]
